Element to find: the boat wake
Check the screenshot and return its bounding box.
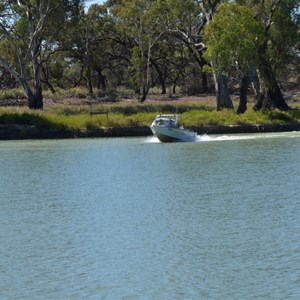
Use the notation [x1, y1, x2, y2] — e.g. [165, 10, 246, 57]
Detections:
[196, 131, 300, 142]
[195, 134, 260, 142]
[144, 136, 161, 143]
[145, 131, 300, 143]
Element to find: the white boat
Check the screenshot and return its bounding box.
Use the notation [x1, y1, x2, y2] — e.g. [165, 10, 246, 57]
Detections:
[150, 114, 197, 142]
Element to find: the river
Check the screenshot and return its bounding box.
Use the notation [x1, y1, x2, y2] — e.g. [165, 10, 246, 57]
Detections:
[0, 132, 300, 299]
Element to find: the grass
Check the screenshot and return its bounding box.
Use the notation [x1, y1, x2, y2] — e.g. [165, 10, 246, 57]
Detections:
[1, 94, 300, 131]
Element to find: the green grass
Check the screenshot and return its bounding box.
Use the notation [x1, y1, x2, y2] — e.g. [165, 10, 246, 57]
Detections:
[162, 108, 300, 127]
[1, 101, 300, 131]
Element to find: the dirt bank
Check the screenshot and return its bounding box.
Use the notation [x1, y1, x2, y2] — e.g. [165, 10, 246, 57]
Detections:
[1, 123, 300, 140]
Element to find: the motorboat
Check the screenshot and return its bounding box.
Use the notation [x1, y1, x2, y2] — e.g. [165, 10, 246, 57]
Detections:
[150, 114, 197, 142]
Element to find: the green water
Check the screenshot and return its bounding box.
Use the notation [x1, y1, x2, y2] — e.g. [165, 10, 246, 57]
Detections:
[1, 132, 300, 299]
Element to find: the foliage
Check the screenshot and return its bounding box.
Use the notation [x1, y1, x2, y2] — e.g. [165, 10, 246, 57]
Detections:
[0, 0, 84, 108]
[204, 2, 263, 71]
[203, 0, 300, 111]
[204, 0, 300, 76]
[0, 0, 299, 111]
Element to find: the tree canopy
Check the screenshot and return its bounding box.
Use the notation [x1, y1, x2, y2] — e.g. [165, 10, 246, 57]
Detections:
[204, 0, 300, 110]
[0, 0, 299, 110]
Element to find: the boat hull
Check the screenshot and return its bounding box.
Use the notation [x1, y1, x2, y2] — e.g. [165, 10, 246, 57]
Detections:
[150, 125, 196, 142]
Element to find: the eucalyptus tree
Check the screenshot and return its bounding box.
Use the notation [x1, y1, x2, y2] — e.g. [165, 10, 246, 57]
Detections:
[112, 0, 167, 102]
[86, 2, 134, 93]
[201, 0, 234, 110]
[161, 0, 209, 91]
[0, 0, 82, 109]
[204, 0, 300, 112]
[149, 38, 192, 94]
[204, 2, 263, 112]
[252, 0, 299, 110]
[62, 1, 132, 96]
[66, 3, 112, 96]
[161, 0, 233, 110]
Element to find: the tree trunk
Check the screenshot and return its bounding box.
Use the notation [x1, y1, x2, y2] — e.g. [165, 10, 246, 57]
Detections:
[263, 82, 289, 111]
[254, 74, 290, 111]
[19, 77, 43, 109]
[151, 59, 166, 94]
[214, 71, 233, 110]
[96, 69, 106, 90]
[0, 58, 43, 109]
[248, 64, 260, 100]
[256, 44, 290, 111]
[253, 92, 264, 111]
[28, 92, 43, 109]
[173, 84, 176, 94]
[237, 75, 250, 114]
[237, 65, 260, 114]
[26, 7, 44, 110]
[183, 41, 208, 91]
[32, 62, 43, 109]
[73, 67, 84, 88]
[202, 72, 208, 92]
[86, 59, 93, 96]
[139, 85, 148, 102]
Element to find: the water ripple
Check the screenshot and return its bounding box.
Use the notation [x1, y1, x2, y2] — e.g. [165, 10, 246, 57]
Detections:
[1, 136, 300, 299]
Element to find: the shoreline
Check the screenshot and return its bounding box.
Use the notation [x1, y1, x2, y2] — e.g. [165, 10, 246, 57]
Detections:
[1, 123, 300, 140]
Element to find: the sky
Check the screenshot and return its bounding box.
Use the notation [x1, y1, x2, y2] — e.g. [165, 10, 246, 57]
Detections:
[84, 0, 105, 12]
[86, 0, 105, 6]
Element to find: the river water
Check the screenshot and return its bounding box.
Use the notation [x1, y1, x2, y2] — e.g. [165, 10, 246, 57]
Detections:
[0, 132, 300, 299]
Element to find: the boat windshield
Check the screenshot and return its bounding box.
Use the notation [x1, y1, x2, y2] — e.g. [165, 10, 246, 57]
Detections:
[155, 118, 176, 127]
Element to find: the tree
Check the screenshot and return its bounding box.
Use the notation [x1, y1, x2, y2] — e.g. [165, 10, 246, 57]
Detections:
[71, 4, 115, 96]
[160, 0, 233, 109]
[201, 0, 234, 110]
[204, 0, 300, 112]
[113, 0, 167, 102]
[163, 0, 209, 91]
[253, 0, 299, 111]
[149, 38, 192, 95]
[0, 0, 82, 109]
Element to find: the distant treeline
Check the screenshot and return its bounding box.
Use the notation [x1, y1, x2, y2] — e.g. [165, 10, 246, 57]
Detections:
[0, 0, 299, 111]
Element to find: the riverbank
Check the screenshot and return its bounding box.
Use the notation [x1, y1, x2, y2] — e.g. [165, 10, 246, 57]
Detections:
[1, 91, 300, 140]
[1, 123, 300, 140]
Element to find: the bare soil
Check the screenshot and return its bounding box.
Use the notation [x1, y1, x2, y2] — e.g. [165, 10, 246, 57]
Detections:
[1, 90, 300, 108]
[44, 93, 219, 106]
